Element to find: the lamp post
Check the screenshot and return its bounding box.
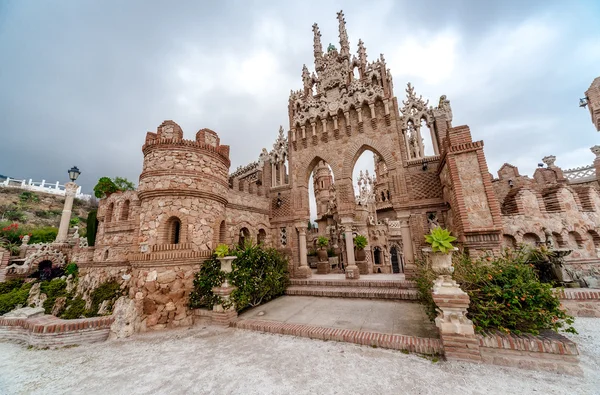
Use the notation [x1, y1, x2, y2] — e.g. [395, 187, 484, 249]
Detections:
[55, 166, 81, 243]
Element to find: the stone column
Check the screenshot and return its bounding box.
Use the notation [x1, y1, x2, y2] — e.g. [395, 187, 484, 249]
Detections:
[399, 216, 416, 279]
[55, 182, 78, 243]
[431, 268, 481, 362]
[341, 218, 360, 279]
[430, 127, 440, 155]
[296, 224, 312, 278]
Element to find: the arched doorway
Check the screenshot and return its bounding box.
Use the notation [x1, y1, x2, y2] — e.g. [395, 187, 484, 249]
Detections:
[390, 246, 402, 273]
[239, 227, 250, 248]
[373, 246, 382, 265]
[38, 260, 53, 281]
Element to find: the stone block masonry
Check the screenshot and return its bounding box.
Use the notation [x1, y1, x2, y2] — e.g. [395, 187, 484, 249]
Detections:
[559, 288, 600, 317]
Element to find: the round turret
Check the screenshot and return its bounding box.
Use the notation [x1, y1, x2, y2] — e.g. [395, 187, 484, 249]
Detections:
[137, 121, 231, 250]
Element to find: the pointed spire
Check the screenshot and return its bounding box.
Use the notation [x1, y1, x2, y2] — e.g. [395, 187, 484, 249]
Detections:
[302, 64, 313, 96]
[358, 39, 367, 65]
[336, 10, 350, 59]
[312, 23, 323, 70]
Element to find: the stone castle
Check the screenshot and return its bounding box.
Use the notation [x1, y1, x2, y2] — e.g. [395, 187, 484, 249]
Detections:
[5, 12, 600, 331]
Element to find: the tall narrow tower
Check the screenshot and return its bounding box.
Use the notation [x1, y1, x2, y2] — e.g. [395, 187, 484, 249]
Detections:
[313, 160, 333, 230]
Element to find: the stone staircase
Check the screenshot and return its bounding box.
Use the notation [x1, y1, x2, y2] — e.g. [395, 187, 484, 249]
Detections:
[285, 278, 419, 301]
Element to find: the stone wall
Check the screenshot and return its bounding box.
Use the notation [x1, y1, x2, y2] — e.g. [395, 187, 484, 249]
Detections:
[559, 288, 600, 317]
[477, 331, 581, 375]
[0, 314, 113, 348]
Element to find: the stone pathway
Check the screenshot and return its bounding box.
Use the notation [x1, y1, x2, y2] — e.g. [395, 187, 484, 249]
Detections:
[0, 318, 598, 394]
[238, 296, 438, 338]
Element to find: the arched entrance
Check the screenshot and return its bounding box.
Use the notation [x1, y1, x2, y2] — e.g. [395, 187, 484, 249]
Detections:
[239, 227, 250, 248]
[38, 260, 53, 281]
[257, 229, 267, 245]
[390, 246, 403, 273]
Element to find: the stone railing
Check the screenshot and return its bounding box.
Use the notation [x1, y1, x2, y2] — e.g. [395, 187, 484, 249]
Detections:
[0, 177, 92, 201]
[564, 164, 596, 184]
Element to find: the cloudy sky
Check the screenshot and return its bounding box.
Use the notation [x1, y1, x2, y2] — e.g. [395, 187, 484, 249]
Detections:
[1, 0, 599, 198]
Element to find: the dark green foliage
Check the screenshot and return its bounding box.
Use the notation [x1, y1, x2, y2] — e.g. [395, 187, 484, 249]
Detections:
[34, 210, 57, 219]
[29, 227, 58, 244]
[416, 247, 576, 335]
[0, 279, 25, 294]
[64, 263, 78, 277]
[69, 217, 80, 227]
[40, 279, 67, 314]
[93, 177, 119, 199]
[19, 191, 39, 203]
[86, 210, 98, 246]
[89, 280, 121, 315]
[60, 297, 87, 319]
[189, 244, 290, 311]
[189, 257, 225, 309]
[327, 248, 336, 257]
[415, 259, 438, 321]
[0, 282, 32, 315]
[113, 177, 135, 191]
[5, 210, 26, 222]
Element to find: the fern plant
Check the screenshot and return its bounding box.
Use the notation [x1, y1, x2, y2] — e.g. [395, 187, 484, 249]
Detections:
[424, 227, 457, 254]
[353, 234, 368, 250]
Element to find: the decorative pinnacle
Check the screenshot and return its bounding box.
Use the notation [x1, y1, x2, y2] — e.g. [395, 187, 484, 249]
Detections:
[357, 39, 367, 65]
[336, 10, 350, 58]
[591, 145, 600, 158]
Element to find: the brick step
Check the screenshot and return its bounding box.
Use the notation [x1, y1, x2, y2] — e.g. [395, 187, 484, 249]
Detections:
[284, 286, 419, 300]
[289, 278, 417, 289]
[233, 319, 441, 355]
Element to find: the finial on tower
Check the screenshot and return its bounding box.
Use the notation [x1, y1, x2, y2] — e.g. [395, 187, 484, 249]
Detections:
[312, 23, 323, 70]
[336, 10, 350, 59]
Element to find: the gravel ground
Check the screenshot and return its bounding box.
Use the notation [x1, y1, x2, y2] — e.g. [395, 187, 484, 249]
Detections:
[0, 318, 598, 395]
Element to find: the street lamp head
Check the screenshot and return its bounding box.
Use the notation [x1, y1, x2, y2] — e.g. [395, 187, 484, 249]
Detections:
[579, 97, 589, 108]
[68, 166, 81, 182]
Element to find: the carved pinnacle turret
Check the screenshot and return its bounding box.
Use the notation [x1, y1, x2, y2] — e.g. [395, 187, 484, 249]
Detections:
[357, 39, 367, 78]
[312, 23, 323, 71]
[336, 10, 350, 59]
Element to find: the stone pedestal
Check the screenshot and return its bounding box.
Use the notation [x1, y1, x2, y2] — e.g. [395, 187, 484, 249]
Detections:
[296, 265, 312, 278]
[432, 276, 481, 362]
[317, 260, 331, 274]
[211, 284, 237, 327]
[356, 260, 368, 275]
[345, 265, 360, 280]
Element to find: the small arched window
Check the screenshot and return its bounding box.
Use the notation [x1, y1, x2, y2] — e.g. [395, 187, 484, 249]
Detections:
[166, 217, 182, 244]
[257, 229, 267, 245]
[219, 220, 227, 244]
[104, 250, 109, 261]
[120, 200, 130, 221]
[106, 203, 114, 223]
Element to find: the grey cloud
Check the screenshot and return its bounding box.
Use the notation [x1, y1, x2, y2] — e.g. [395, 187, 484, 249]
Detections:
[0, 0, 598, 193]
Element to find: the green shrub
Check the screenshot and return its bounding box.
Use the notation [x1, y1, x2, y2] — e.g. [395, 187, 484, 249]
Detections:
[34, 210, 55, 219]
[0, 279, 25, 295]
[0, 282, 32, 315]
[64, 263, 78, 277]
[416, 247, 576, 335]
[93, 177, 119, 199]
[0, 222, 23, 243]
[69, 217, 80, 227]
[61, 297, 87, 319]
[215, 243, 230, 258]
[5, 210, 27, 222]
[353, 234, 367, 249]
[86, 210, 98, 246]
[19, 191, 39, 203]
[317, 236, 329, 249]
[415, 258, 438, 321]
[40, 279, 68, 314]
[189, 244, 290, 311]
[89, 280, 122, 315]
[29, 227, 58, 244]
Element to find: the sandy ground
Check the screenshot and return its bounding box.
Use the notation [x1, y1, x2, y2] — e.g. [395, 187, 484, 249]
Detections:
[0, 318, 598, 395]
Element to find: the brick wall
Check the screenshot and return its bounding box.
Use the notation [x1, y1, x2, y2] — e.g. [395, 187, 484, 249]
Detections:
[0, 315, 113, 348]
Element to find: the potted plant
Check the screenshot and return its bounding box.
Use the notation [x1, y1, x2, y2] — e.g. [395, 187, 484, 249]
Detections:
[316, 236, 329, 262]
[215, 243, 235, 274]
[423, 227, 457, 275]
[353, 234, 368, 261]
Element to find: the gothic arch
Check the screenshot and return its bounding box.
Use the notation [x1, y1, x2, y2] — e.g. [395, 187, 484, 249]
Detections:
[296, 153, 337, 188]
[341, 137, 398, 179]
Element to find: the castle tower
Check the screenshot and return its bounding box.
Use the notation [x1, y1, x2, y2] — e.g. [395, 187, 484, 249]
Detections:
[313, 160, 333, 224]
[137, 121, 231, 251]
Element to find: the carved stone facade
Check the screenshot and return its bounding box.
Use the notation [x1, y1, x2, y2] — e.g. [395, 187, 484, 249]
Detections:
[8, 11, 596, 332]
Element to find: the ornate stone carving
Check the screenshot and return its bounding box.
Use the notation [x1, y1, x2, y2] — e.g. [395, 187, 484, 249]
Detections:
[542, 155, 556, 167]
[355, 170, 376, 206]
[591, 145, 600, 158]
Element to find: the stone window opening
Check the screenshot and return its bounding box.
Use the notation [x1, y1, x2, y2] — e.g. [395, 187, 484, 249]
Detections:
[387, 190, 390, 200]
[257, 229, 267, 245]
[587, 230, 600, 249]
[103, 250, 109, 261]
[166, 216, 182, 245]
[239, 227, 250, 248]
[568, 231, 584, 249]
[219, 220, 227, 244]
[106, 203, 114, 223]
[373, 246, 382, 265]
[120, 200, 130, 221]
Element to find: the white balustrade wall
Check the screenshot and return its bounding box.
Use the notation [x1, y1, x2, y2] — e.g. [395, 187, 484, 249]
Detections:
[0, 178, 92, 201]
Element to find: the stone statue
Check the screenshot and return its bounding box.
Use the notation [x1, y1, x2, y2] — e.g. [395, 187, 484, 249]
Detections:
[543, 228, 554, 249]
[327, 43, 336, 52]
[72, 226, 80, 240]
[21, 234, 30, 245]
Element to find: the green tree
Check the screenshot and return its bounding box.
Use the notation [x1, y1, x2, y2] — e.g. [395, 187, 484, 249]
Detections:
[113, 177, 135, 191]
[86, 210, 98, 246]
